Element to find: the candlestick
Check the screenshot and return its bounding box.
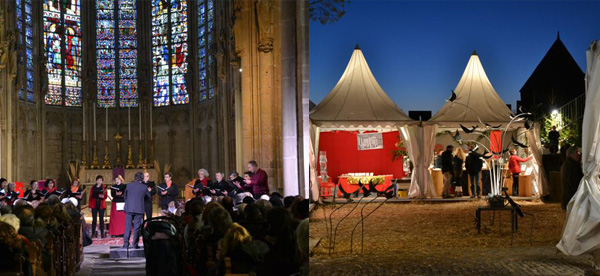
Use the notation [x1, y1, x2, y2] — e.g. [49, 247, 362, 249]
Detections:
[102, 141, 111, 169]
[128, 106, 131, 141]
[105, 107, 108, 141]
[91, 143, 100, 169]
[114, 133, 122, 166]
[126, 141, 135, 169]
[150, 104, 153, 141]
[148, 140, 154, 168]
[93, 104, 96, 141]
[81, 141, 87, 168]
[137, 142, 144, 168]
[139, 104, 142, 140]
[83, 102, 86, 141]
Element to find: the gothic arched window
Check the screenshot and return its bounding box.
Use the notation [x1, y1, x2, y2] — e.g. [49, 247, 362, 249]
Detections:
[198, 0, 214, 102]
[43, 0, 82, 106]
[152, 0, 189, 107]
[96, 0, 138, 108]
[16, 0, 34, 103]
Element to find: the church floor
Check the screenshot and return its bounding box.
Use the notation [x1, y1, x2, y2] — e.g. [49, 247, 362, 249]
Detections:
[76, 244, 146, 276]
[309, 201, 597, 275]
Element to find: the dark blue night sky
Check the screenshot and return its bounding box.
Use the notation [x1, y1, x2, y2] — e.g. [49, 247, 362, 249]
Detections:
[310, 1, 600, 113]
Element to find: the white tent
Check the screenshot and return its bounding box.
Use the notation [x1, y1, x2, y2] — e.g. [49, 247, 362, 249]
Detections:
[309, 45, 414, 202]
[430, 51, 548, 196]
[430, 51, 513, 126]
[557, 40, 600, 258]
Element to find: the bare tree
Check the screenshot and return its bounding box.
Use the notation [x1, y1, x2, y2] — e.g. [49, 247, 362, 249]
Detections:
[309, 0, 349, 25]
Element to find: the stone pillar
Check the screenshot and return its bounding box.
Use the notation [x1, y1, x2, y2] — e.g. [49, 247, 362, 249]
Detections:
[280, 0, 299, 196]
[297, 0, 310, 198]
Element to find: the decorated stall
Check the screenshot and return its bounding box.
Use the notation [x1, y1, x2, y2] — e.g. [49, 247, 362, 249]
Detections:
[309, 45, 415, 202]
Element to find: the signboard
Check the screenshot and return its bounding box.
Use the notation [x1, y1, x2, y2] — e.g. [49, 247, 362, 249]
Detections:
[357, 133, 383, 150]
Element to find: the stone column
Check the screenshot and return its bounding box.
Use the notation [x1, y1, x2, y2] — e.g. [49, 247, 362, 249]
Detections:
[280, 0, 299, 196]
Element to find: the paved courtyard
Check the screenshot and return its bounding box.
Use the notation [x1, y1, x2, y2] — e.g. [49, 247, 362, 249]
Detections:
[309, 200, 597, 275]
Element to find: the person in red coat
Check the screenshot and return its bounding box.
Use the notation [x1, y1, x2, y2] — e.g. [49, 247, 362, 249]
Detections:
[109, 175, 126, 237]
[508, 149, 533, 197]
[243, 161, 270, 199]
[89, 175, 107, 238]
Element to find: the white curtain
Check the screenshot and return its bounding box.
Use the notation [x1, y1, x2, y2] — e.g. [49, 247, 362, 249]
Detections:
[557, 40, 600, 256]
[400, 124, 437, 198]
[309, 123, 321, 203]
[525, 123, 549, 196]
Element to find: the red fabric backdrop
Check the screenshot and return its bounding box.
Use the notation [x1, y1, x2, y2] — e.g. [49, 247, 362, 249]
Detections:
[318, 131, 405, 183]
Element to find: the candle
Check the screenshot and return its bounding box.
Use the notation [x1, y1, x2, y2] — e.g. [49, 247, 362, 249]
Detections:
[105, 107, 108, 141]
[83, 102, 86, 141]
[93, 104, 96, 141]
[139, 104, 142, 140]
[150, 104, 152, 141]
[128, 106, 131, 141]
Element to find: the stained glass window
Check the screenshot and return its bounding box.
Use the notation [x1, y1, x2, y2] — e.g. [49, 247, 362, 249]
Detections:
[43, 0, 82, 106]
[95, 0, 138, 108]
[198, 0, 214, 101]
[152, 0, 189, 107]
[17, 0, 34, 102]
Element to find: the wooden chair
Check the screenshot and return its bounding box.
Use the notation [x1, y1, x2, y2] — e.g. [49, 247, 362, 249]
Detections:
[45, 231, 56, 276]
[0, 256, 23, 276]
[25, 241, 41, 276]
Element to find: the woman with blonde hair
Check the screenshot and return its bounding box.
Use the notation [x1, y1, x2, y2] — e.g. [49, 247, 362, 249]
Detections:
[452, 148, 466, 197]
[216, 223, 268, 275]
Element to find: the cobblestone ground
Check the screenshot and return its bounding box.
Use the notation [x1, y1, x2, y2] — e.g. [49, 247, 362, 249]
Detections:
[310, 201, 596, 276]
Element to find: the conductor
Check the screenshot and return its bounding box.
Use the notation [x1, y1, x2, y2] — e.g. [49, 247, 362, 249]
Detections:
[123, 172, 151, 249]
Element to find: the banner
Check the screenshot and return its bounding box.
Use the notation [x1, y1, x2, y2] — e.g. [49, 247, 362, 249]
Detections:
[357, 132, 383, 150]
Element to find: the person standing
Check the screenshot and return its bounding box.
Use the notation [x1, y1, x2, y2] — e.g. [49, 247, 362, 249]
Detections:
[42, 179, 59, 199]
[213, 171, 234, 197]
[452, 148, 466, 197]
[561, 147, 583, 210]
[243, 161, 270, 199]
[158, 172, 179, 212]
[549, 126, 560, 154]
[143, 171, 156, 220]
[465, 145, 484, 198]
[508, 149, 533, 197]
[109, 175, 127, 237]
[441, 145, 454, 198]
[89, 175, 107, 238]
[122, 172, 151, 248]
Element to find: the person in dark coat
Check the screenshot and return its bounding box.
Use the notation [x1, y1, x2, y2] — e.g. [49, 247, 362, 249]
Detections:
[143, 171, 156, 220]
[192, 168, 212, 197]
[158, 172, 179, 212]
[549, 126, 560, 154]
[123, 172, 151, 248]
[561, 146, 583, 210]
[465, 145, 484, 198]
[212, 171, 235, 197]
[441, 145, 454, 198]
[452, 148, 466, 196]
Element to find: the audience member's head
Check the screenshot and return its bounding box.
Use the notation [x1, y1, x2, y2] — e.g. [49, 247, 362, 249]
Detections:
[256, 199, 272, 217]
[296, 218, 309, 261]
[269, 194, 284, 207]
[221, 196, 234, 211]
[202, 202, 225, 225]
[243, 196, 255, 205]
[188, 198, 205, 218]
[0, 205, 12, 215]
[13, 199, 28, 209]
[243, 203, 262, 220]
[292, 199, 309, 220]
[218, 222, 252, 260]
[265, 207, 292, 238]
[208, 207, 233, 236]
[0, 214, 21, 232]
[0, 221, 21, 249]
[14, 205, 35, 227]
[46, 194, 61, 206]
[284, 196, 296, 209]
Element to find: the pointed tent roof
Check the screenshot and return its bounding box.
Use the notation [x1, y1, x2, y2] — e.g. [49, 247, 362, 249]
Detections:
[430, 51, 513, 126]
[310, 45, 412, 129]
